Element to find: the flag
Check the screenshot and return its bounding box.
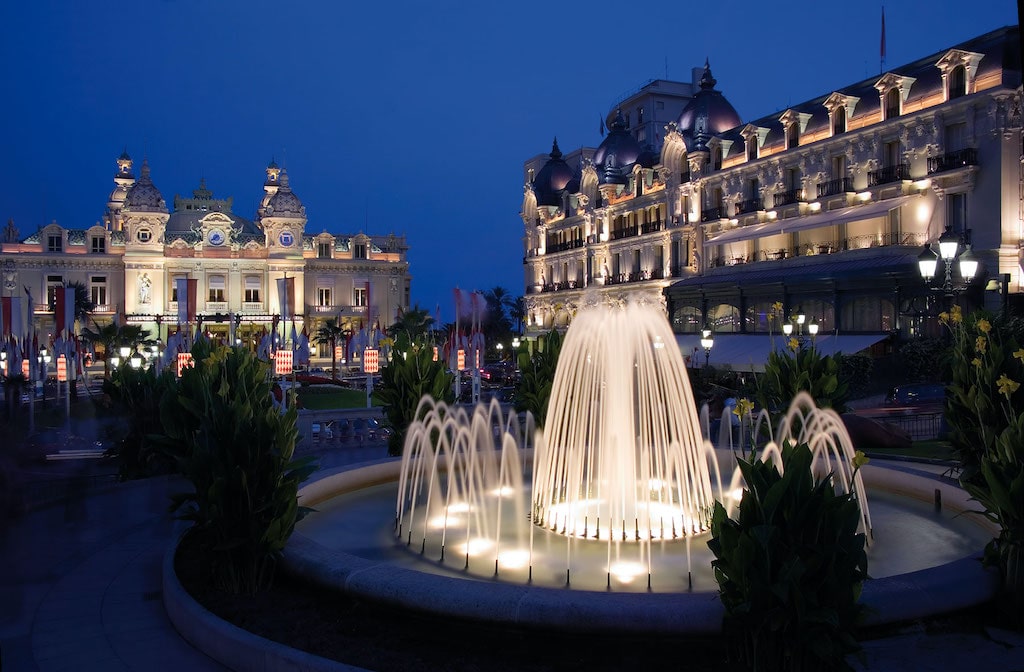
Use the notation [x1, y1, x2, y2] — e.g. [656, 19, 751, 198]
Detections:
[1, 296, 22, 339]
[880, 7, 886, 62]
[277, 276, 295, 320]
[176, 278, 197, 324]
[54, 285, 75, 337]
[23, 285, 33, 342]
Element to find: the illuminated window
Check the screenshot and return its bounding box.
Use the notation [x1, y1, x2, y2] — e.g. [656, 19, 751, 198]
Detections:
[833, 106, 847, 135]
[46, 275, 63, 309]
[318, 242, 332, 258]
[318, 287, 332, 306]
[244, 275, 261, 303]
[884, 88, 901, 119]
[353, 286, 367, 307]
[208, 275, 225, 302]
[47, 234, 62, 252]
[949, 65, 967, 99]
[354, 243, 367, 259]
[637, 107, 644, 124]
[91, 276, 107, 306]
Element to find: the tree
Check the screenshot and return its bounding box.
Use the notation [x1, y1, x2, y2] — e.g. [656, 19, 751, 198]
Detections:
[376, 338, 454, 456]
[509, 296, 526, 335]
[482, 286, 514, 350]
[513, 328, 562, 428]
[311, 319, 347, 380]
[387, 304, 435, 347]
[80, 322, 152, 378]
[66, 280, 96, 326]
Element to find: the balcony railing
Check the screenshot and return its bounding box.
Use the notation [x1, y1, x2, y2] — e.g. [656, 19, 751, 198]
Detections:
[546, 239, 584, 253]
[241, 302, 264, 313]
[610, 226, 639, 240]
[206, 301, 228, 313]
[868, 164, 910, 186]
[701, 207, 725, 222]
[927, 147, 978, 174]
[735, 198, 764, 215]
[640, 220, 664, 234]
[773, 189, 803, 207]
[816, 177, 854, 198]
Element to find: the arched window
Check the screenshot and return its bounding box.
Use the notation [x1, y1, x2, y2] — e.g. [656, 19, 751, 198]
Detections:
[672, 305, 703, 333]
[712, 146, 723, 171]
[833, 106, 847, 135]
[949, 65, 967, 99]
[841, 297, 894, 332]
[747, 138, 758, 161]
[708, 303, 740, 333]
[884, 88, 901, 119]
[786, 123, 799, 149]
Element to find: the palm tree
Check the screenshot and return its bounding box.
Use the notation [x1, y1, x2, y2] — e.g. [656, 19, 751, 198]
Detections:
[312, 319, 347, 380]
[387, 304, 434, 347]
[510, 296, 525, 335]
[66, 281, 96, 328]
[80, 322, 151, 378]
[482, 286, 514, 348]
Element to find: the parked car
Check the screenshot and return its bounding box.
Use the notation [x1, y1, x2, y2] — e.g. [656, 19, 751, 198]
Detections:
[884, 383, 947, 409]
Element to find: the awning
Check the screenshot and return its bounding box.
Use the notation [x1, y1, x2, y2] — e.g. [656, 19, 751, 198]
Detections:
[676, 333, 889, 372]
[706, 195, 914, 247]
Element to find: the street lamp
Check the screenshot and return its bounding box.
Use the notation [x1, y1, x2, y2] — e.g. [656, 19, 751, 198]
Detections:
[808, 318, 819, 345]
[700, 329, 715, 368]
[511, 337, 520, 372]
[782, 322, 793, 337]
[917, 226, 979, 302]
[496, 342, 504, 360]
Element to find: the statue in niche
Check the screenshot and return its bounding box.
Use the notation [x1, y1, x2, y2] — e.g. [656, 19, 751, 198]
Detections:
[138, 272, 152, 304]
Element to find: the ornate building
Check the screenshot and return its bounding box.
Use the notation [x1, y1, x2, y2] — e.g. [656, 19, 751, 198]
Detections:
[1, 155, 410, 363]
[522, 26, 1022, 369]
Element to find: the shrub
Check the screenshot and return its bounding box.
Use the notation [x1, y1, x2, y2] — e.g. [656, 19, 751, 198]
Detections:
[376, 338, 455, 456]
[755, 342, 848, 425]
[943, 307, 1024, 617]
[103, 364, 178, 480]
[896, 337, 948, 383]
[708, 441, 868, 671]
[162, 341, 317, 595]
[839, 352, 873, 397]
[513, 329, 562, 428]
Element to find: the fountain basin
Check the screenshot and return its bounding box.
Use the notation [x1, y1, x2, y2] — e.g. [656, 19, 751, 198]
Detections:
[285, 458, 1000, 636]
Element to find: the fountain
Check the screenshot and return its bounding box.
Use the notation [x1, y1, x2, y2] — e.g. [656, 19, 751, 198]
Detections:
[288, 299, 998, 634]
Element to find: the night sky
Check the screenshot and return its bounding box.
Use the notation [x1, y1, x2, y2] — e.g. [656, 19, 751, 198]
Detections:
[0, 1, 1017, 322]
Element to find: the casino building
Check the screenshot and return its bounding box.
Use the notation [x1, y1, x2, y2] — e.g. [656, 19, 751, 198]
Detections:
[1, 154, 410, 363]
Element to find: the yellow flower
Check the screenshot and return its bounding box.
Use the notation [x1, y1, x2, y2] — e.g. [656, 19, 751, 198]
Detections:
[972, 357, 982, 368]
[977, 319, 991, 334]
[976, 336, 987, 354]
[951, 305, 963, 324]
[787, 337, 800, 352]
[938, 311, 949, 324]
[1014, 348, 1024, 363]
[997, 374, 1020, 399]
[771, 301, 784, 316]
[734, 398, 755, 418]
[852, 450, 870, 470]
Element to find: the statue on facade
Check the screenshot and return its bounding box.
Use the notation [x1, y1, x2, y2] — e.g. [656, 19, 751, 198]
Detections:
[139, 273, 152, 304]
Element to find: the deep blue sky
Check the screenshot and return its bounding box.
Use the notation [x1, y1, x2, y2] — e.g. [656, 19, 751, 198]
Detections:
[0, 1, 1017, 322]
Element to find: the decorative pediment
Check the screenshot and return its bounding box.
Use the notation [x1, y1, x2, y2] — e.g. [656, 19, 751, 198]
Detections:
[739, 124, 769, 148]
[874, 73, 917, 101]
[778, 109, 812, 134]
[936, 49, 984, 81]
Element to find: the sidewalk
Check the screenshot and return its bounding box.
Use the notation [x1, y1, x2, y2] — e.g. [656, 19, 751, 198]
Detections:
[2, 447, 1022, 671]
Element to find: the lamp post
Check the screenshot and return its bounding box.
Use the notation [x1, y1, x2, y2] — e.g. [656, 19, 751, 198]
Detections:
[917, 226, 979, 308]
[808, 318, 819, 346]
[496, 342, 504, 360]
[700, 329, 715, 369]
[511, 337, 520, 372]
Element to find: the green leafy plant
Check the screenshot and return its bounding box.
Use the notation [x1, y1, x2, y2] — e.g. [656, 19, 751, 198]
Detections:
[376, 337, 455, 456]
[102, 364, 178, 480]
[756, 342, 848, 425]
[943, 307, 1024, 617]
[161, 341, 317, 595]
[896, 336, 948, 383]
[708, 441, 868, 672]
[513, 329, 562, 428]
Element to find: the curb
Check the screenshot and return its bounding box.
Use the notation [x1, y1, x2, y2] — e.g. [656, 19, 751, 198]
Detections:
[162, 529, 370, 672]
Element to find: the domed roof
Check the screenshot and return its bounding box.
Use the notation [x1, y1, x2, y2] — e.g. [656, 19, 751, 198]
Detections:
[676, 61, 742, 152]
[636, 143, 658, 169]
[532, 138, 575, 207]
[593, 110, 642, 185]
[124, 160, 167, 213]
[266, 170, 305, 218]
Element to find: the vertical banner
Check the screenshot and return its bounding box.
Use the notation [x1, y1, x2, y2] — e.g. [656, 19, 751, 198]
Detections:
[57, 354, 67, 382]
[334, 345, 345, 362]
[276, 277, 295, 321]
[432, 346, 438, 362]
[176, 279, 197, 324]
[457, 348, 465, 371]
[22, 358, 29, 378]
[54, 286, 75, 336]
[275, 348, 293, 375]
[2, 296, 23, 339]
[362, 348, 379, 374]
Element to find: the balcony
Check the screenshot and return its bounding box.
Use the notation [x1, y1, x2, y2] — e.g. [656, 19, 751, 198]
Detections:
[206, 301, 228, 313]
[310, 304, 340, 314]
[546, 239, 584, 253]
[927, 147, 978, 174]
[735, 198, 764, 215]
[773, 189, 803, 208]
[868, 164, 910, 187]
[610, 226, 639, 240]
[241, 302, 264, 313]
[640, 220, 664, 234]
[816, 177, 854, 199]
[701, 207, 725, 222]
